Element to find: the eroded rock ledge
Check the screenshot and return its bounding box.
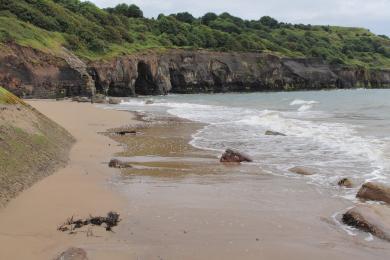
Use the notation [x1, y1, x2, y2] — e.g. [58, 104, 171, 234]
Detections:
[1, 44, 390, 98]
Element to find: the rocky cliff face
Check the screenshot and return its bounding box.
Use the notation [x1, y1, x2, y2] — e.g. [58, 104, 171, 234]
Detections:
[0, 43, 94, 98]
[90, 50, 390, 96]
[1, 45, 390, 97]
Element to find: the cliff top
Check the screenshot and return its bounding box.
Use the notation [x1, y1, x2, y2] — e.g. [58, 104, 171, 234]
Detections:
[0, 1, 390, 68]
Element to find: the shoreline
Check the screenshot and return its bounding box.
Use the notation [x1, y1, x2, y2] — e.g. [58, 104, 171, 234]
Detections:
[107, 108, 390, 259]
[0, 100, 138, 259]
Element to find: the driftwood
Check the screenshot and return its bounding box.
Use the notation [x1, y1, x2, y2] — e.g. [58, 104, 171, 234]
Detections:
[58, 211, 120, 233]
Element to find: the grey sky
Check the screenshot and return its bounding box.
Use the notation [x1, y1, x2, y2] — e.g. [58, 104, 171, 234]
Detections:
[89, 0, 390, 35]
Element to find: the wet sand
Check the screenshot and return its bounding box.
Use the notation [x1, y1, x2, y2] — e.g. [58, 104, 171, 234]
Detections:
[0, 101, 389, 259]
[111, 115, 390, 259]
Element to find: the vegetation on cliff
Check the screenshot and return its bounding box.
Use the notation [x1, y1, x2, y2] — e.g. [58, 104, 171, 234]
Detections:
[0, 0, 390, 68]
[0, 87, 74, 205]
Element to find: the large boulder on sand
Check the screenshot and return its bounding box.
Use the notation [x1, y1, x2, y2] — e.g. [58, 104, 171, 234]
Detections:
[220, 149, 253, 163]
[91, 94, 107, 104]
[357, 182, 390, 204]
[109, 159, 132, 169]
[54, 247, 88, 260]
[288, 166, 315, 176]
[342, 205, 390, 241]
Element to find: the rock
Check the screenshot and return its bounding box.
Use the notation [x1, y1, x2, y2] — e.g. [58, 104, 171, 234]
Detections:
[91, 94, 107, 104]
[265, 130, 286, 136]
[289, 166, 315, 176]
[220, 149, 253, 163]
[145, 99, 154, 104]
[72, 96, 90, 103]
[109, 159, 132, 168]
[357, 182, 390, 204]
[54, 247, 88, 260]
[342, 205, 390, 241]
[108, 97, 121, 104]
[338, 178, 353, 188]
[114, 130, 136, 136]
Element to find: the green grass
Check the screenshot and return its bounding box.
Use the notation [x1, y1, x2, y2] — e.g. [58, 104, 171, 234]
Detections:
[0, 86, 27, 105]
[0, 0, 389, 68]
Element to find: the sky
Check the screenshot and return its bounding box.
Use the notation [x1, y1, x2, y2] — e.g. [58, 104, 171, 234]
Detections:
[89, 0, 390, 36]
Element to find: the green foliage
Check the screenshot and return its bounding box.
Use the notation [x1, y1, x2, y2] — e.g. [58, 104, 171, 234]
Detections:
[0, 0, 389, 68]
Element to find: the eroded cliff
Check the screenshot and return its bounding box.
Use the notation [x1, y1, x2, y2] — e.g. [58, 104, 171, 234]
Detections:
[1, 44, 390, 97]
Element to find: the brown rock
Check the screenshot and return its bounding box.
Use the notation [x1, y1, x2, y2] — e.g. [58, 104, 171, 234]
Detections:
[338, 178, 353, 188]
[109, 159, 132, 169]
[357, 182, 390, 204]
[288, 166, 315, 176]
[342, 205, 390, 241]
[108, 98, 121, 104]
[220, 149, 253, 163]
[265, 130, 286, 136]
[54, 247, 88, 260]
[91, 94, 107, 104]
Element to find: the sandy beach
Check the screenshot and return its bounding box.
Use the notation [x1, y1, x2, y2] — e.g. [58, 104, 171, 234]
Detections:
[0, 100, 136, 259]
[0, 100, 389, 259]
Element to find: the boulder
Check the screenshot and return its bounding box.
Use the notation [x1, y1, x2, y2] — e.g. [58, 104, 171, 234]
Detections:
[108, 98, 121, 104]
[265, 130, 286, 136]
[78, 97, 91, 103]
[357, 182, 390, 204]
[288, 166, 315, 176]
[54, 247, 88, 260]
[91, 94, 107, 104]
[220, 149, 253, 163]
[145, 99, 154, 104]
[109, 159, 132, 169]
[338, 178, 353, 188]
[342, 205, 390, 241]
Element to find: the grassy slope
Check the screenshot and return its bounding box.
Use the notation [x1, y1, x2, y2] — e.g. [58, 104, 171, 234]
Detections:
[0, 0, 389, 68]
[0, 87, 74, 205]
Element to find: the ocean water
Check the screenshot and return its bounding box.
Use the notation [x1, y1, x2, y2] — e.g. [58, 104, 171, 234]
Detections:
[115, 89, 390, 199]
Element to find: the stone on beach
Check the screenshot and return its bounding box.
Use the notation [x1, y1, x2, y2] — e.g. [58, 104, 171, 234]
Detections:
[108, 159, 133, 169]
[338, 178, 353, 188]
[265, 130, 286, 136]
[342, 204, 390, 242]
[220, 149, 253, 163]
[288, 166, 315, 176]
[108, 98, 121, 104]
[91, 94, 107, 104]
[54, 247, 88, 260]
[357, 182, 390, 204]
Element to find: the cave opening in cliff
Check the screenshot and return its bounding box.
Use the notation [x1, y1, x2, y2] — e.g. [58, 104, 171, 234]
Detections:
[135, 61, 158, 95]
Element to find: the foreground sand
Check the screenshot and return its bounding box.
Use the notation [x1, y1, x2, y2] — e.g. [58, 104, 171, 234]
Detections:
[0, 100, 135, 259]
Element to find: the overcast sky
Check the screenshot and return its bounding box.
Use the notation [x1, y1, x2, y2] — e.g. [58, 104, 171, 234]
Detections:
[89, 0, 390, 35]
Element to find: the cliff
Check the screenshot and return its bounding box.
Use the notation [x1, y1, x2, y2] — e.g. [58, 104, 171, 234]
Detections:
[0, 87, 74, 206]
[1, 44, 390, 97]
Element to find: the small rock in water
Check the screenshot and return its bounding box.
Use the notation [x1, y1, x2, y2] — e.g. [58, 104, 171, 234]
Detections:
[265, 130, 286, 136]
[357, 182, 390, 204]
[220, 149, 253, 163]
[108, 159, 133, 169]
[288, 166, 315, 176]
[145, 99, 154, 104]
[54, 247, 88, 260]
[342, 205, 390, 242]
[338, 178, 353, 188]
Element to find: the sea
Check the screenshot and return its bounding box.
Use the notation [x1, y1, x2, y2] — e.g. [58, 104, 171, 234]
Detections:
[112, 89, 390, 200]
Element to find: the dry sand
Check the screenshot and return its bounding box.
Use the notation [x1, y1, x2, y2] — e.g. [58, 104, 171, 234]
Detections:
[0, 100, 136, 259]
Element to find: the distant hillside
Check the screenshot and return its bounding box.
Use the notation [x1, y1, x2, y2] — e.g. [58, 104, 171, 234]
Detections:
[0, 87, 74, 205]
[0, 0, 390, 68]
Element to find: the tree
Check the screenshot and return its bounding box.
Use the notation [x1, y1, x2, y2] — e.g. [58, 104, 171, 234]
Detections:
[259, 16, 279, 28]
[173, 12, 195, 24]
[201, 12, 218, 25]
[110, 3, 143, 18]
